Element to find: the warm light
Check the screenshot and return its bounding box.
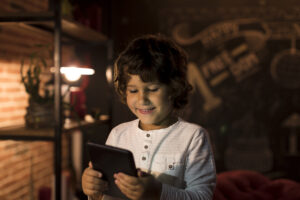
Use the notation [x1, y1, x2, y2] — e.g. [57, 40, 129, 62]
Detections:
[64, 70, 81, 81]
[51, 66, 95, 82]
[60, 66, 95, 75]
[106, 65, 113, 83]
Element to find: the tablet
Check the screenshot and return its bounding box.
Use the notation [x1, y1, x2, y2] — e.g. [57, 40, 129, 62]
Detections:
[87, 142, 137, 199]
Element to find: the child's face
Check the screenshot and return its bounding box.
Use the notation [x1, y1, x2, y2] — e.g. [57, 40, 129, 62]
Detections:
[126, 75, 174, 130]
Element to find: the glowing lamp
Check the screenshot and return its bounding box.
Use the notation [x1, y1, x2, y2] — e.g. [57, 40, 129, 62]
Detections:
[51, 66, 95, 82]
[61, 66, 95, 82]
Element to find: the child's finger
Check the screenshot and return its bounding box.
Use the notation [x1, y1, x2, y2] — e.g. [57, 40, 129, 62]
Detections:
[85, 168, 102, 178]
[114, 173, 140, 192]
[115, 173, 139, 185]
[115, 178, 138, 192]
[86, 176, 107, 186]
[89, 161, 93, 168]
[86, 181, 108, 191]
[115, 179, 140, 199]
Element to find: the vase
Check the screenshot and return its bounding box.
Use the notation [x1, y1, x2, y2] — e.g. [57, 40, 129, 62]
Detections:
[25, 101, 54, 129]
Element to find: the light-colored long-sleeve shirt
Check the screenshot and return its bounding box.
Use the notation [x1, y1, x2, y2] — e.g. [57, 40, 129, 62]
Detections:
[103, 118, 216, 200]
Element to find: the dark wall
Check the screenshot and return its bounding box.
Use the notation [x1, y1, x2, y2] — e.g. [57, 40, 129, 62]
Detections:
[110, 0, 159, 54]
[155, 0, 300, 177]
[84, 0, 300, 178]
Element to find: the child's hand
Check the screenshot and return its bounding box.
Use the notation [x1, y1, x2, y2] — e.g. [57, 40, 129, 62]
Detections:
[82, 162, 108, 199]
[114, 170, 162, 200]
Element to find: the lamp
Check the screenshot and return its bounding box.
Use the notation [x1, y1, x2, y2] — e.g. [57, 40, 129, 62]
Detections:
[50, 65, 95, 121]
[50, 66, 95, 82]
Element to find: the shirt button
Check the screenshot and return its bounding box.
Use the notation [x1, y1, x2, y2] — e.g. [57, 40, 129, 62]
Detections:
[144, 145, 148, 149]
[146, 134, 150, 137]
[142, 156, 146, 161]
[168, 164, 173, 169]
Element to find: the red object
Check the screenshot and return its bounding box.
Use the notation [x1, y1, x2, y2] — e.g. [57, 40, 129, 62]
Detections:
[213, 170, 300, 200]
[69, 53, 93, 119]
[38, 186, 51, 200]
[70, 89, 86, 119]
[70, 67, 90, 119]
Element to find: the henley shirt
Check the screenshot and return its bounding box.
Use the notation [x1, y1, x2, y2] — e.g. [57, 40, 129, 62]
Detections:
[102, 118, 216, 200]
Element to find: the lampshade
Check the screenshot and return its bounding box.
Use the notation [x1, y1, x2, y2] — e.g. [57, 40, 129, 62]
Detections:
[50, 65, 95, 82]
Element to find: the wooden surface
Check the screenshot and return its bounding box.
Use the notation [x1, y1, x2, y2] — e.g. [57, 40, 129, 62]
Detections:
[0, 119, 110, 141]
[0, 13, 107, 43]
[38, 18, 108, 43]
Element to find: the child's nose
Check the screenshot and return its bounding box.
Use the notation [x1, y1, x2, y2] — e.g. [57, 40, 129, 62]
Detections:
[138, 91, 149, 103]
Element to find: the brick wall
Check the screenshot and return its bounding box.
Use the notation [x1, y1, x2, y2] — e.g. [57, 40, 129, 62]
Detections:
[0, 0, 48, 12]
[0, 1, 74, 199]
[0, 137, 70, 200]
[0, 60, 28, 127]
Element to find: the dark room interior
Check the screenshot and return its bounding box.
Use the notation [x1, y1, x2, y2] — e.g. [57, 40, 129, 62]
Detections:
[0, 0, 299, 199]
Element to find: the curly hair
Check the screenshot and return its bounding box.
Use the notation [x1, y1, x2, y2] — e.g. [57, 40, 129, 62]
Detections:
[114, 34, 192, 110]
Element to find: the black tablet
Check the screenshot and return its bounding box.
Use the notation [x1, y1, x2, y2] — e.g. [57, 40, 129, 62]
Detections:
[87, 142, 137, 199]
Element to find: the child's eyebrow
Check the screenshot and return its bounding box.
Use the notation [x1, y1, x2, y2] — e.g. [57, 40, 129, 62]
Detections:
[127, 83, 160, 87]
[146, 82, 160, 86]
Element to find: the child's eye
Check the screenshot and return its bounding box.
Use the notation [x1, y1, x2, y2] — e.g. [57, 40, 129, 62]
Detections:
[128, 89, 138, 93]
[147, 88, 159, 92]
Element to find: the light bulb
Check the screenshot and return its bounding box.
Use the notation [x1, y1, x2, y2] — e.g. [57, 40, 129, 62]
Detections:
[64, 71, 81, 82]
[50, 66, 95, 82]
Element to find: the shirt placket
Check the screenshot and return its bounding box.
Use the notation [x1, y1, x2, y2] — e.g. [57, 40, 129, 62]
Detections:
[140, 132, 152, 169]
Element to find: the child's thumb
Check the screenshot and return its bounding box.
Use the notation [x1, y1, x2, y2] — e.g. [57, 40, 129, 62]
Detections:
[89, 161, 93, 168]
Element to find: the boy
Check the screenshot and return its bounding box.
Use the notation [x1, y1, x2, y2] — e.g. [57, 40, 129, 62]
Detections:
[82, 34, 216, 200]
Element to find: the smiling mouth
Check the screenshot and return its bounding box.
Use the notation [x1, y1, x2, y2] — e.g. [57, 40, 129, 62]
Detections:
[137, 108, 155, 114]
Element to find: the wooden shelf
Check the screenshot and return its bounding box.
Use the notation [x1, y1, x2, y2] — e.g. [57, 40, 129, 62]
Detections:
[0, 125, 54, 141]
[0, 12, 108, 43]
[0, 119, 110, 141]
[0, 12, 54, 23]
[31, 17, 108, 43]
[56, 18, 108, 43]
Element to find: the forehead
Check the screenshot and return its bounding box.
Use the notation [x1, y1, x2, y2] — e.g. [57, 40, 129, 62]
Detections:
[127, 75, 160, 86]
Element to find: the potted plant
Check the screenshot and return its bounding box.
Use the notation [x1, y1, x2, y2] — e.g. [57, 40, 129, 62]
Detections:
[20, 45, 55, 129]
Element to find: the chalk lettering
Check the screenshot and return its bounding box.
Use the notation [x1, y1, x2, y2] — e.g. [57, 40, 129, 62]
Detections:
[229, 53, 259, 81]
[187, 62, 222, 112]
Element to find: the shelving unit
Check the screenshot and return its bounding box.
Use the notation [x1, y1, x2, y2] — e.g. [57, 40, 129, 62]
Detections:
[39, 18, 108, 42]
[0, 14, 108, 43]
[0, 1, 111, 199]
[0, 119, 110, 141]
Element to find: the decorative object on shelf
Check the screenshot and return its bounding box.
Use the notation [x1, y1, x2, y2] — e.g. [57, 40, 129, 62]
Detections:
[20, 45, 54, 129]
[61, 0, 73, 19]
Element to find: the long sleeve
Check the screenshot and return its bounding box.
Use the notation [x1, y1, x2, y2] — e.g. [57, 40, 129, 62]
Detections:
[159, 129, 216, 200]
